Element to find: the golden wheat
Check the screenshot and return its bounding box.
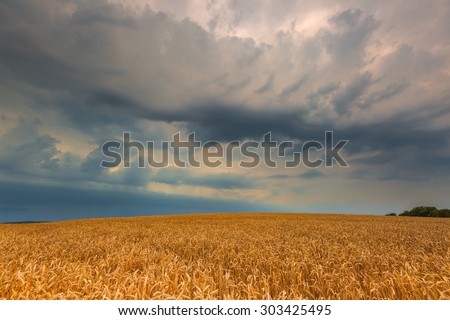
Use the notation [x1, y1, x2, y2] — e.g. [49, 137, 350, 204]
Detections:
[0, 213, 449, 299]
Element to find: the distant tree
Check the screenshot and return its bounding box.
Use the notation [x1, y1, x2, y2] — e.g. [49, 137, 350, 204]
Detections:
[399, 206, 450, 218]
[385, 213, 397, 216]
[432, 209, 450, 218]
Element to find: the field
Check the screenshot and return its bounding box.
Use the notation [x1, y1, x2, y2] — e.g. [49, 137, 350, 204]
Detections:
[0, 213, 449, 299]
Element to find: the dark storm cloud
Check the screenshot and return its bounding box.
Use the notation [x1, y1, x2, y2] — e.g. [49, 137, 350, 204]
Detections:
[0, 181, 270, 222]
[182, 102, 450, 181]
[1, 0, 436, 175]
[180, 102, 448, 148]
[152, 168, 255, 190]
[0, 1, 143, 137]
[1, 0, 450, 219]
[0, 120, 61, 175]
[0, 120, 154, 187]
[6, 86, 443, 185]
[0, 0, 446, 146]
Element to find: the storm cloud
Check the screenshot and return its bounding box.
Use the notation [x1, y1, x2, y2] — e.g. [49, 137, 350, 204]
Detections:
[1, 0, 450, 221]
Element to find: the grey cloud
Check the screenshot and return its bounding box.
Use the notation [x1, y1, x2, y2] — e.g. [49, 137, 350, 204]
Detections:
[152, 168, 255, 190]
[347, 127, 450, 181]
[359, 81, 409, 109]
[320, 8, 379, 66]
[0, 181, 271, 222]
[76, 146, 153, 187]
[378, 43, 448, 83]
[1, 0, 450, 219]
[255, 74, 274, 94]
[0, 121, 61, 175]
[0, 1, 266, 133]
[332, 71, 372, 114]
[299, 171, 326, 180]
[269, 171, 326, 180]
[185, 102, 450, 182]
[71, 2, 137, 28]
[0, 121, 152, 188]
[1, 1, 441, 141]
[280, 75, 309, 98]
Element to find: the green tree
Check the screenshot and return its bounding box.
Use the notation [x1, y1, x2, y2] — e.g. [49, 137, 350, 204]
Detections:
[399, 206, 450, 218]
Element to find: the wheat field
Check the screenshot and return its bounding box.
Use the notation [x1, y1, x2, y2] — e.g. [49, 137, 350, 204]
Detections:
[0, 213, 449, 299]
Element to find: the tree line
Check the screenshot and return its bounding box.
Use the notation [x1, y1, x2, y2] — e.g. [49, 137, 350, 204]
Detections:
[386, 206, 450, 217]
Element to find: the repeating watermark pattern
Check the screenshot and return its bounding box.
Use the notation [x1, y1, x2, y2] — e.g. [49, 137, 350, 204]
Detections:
[101, 132, 349, 169]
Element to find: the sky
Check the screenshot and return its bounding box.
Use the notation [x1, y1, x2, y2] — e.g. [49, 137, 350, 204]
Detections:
[1, 0, 450, 222]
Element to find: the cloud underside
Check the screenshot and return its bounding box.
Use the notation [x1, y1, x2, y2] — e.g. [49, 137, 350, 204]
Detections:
[1, 0, 450, 220]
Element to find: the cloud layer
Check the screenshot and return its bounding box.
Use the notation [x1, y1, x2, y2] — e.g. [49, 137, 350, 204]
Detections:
[1, 0, 450, 221]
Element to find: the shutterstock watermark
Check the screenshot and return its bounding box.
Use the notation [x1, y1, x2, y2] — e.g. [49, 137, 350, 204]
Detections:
[101, 131, 349, 169]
